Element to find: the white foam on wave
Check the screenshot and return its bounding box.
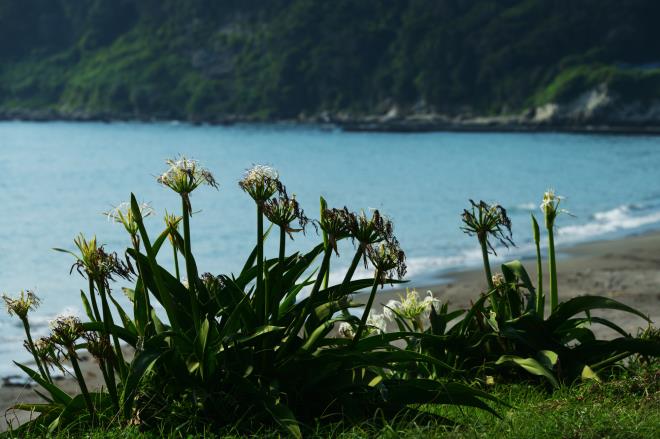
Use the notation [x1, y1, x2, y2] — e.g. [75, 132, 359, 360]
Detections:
[557, 204, 660, 243]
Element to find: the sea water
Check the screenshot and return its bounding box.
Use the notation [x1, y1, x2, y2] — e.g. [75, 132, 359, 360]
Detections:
[1, 121, 659, 375]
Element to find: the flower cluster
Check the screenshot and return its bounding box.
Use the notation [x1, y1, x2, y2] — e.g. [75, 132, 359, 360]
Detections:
[383, 289, 439, 331]
[70, 234, 133, 286]
[25, 337, 59, 367]
[319, 207, 353, 255]
[540, 189, 570, 229]
[367, 241, 407, 286]
[263, 194, 310, 238]
[337, 312, 387, 339]
[158, 156, 218, 213]
[461, 199, 514, 255]
[492, 273, 506, 289]
[239, 164, 282, 204]
[105, 201, 154, 238]
[49, 315, 84, 350]
[84, 331, 114, 363]
[347, 209, 394, 247]
[2, 290, 40, 320]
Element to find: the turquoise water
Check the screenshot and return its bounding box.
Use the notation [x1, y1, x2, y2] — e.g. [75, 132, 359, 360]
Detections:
[1, 121, 660, 374]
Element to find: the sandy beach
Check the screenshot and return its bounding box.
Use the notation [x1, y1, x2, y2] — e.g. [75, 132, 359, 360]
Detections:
[2, 230, 659, 431]
[362, 231, 660, 338]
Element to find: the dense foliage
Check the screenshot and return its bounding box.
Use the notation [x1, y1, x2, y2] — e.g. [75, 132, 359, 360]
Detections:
[2, 0, 660, 121]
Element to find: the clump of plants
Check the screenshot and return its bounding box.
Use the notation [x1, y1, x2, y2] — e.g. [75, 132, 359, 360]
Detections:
[2, 157, 498, 437]
[391, 193, 660, 386]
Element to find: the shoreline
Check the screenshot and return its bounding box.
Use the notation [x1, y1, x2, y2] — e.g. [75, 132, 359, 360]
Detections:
[2, 231, 659, 431]
[4, 113, 660, 135]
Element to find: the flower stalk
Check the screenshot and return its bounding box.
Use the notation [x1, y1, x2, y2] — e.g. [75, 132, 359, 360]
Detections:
[540, 190, 568, 312]
[531, 214, 545, 317]
[461, 200, 514, 291]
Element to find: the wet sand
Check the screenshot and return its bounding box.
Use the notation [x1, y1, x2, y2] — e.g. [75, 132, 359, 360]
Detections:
[2, 231, 659, 431]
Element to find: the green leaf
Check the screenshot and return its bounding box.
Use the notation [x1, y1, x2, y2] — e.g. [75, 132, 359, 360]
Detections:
[537, 350, 559, 370]
[80, 291, 95, 322]
[547, 296, 650, 330]
[581, 365, 601, 382]
[496, 355, 559, 387]
[120, 347, 165, 419]
[14, 362, 72, 405]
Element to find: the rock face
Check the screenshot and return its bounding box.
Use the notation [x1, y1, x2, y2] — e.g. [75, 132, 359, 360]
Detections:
[335, 85, 660, 133]
[530, 84, 660, 127]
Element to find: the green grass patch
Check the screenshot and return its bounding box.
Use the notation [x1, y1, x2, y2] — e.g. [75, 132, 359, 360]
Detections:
[533, 64, 660, 106]
[11, 361, 658, 438]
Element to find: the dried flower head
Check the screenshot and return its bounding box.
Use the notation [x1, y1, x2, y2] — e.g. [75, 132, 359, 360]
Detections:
[2, 290, 40, 320]
[105, 201, 154, 237]
[461, 200, 514, 255]
[25, 337, 59, 367]
[157, 156, 218, 214]
[540, 189, 571, 229]
[67, 234, 133, 285]
[367, 241, 407, 286]
[49, 315, 83, 348]
[238, 164, 282, 203]
[83, 332, 114, 363]
[263, 194, 310, 238]
[320, 207, 353, 255]
[347, 209, 395, 246]
[200, 272, 226, 295]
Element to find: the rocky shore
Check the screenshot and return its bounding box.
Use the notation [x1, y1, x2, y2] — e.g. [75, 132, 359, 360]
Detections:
[4, 85, 660, 134]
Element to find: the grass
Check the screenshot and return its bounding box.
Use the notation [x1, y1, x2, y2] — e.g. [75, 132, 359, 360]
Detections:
[18, 360, 658, 438]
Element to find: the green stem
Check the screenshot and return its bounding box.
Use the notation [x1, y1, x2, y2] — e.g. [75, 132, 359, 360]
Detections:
[548, 226, 558, 312]
[88, 277, 102, 322]
[21, 319, 50, 384]
[97, 281, 126, 379]
[340, 246, 365, 296]
[172, 240, 180, 281]
[353, 273, 381, 345]
[133, 241, 151, 333]
[535, 232, 544, 318]
[68, 347, 95, 416]
[272, 225, 287, 322]
[98, 357, 119, 412]
[479, 235, 494, 290]
[281, 246, 333, 355]
[257, 203, 266, 323]
[337, 246, 365, 317]
[182, 196, 200, 330]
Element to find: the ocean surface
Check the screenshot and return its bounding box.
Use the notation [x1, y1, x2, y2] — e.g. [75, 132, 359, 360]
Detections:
[1, 121, 660, 375]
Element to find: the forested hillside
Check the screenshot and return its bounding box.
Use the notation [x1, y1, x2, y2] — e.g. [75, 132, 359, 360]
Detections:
[2, 0, 660, 126]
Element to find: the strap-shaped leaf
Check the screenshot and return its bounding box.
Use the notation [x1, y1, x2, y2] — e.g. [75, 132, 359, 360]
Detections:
[14, 362, 72, 405]
[80, 291, 96, 322]
[547, 295, 650, 330]
[496, 355, 559, 387]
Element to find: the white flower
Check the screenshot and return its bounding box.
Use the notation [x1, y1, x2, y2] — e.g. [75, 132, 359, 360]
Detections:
[338, 322, 355, 339]
[366, 312, 387, 334]
[157, 156, 218, 213]
[105, 201, 154, 236]
[239, 164, 281, 202]
[383, 299, 402, 322]
[383, 289, 440, 331]
[243, 164, 278, 183]
[540, 188, 571, 228]
[492, 273, 505, 288]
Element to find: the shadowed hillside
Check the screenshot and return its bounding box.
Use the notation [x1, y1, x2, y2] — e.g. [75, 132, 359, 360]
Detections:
[2, 0, 660, 128]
